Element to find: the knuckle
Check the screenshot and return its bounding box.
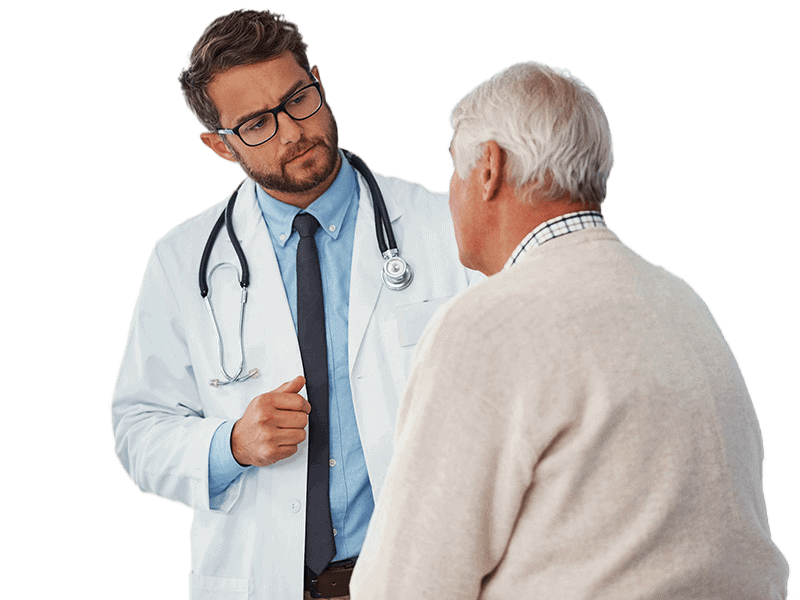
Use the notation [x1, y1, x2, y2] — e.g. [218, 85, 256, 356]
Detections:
[260, 444, 278, 463]
[260, 406, 278, 425]
[252, 393, 270, 410]
[255, 392, 279, 409]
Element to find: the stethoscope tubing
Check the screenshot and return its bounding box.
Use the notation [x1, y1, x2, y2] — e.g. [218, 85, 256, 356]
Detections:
[197, 150, 409, 386]
[198, 186, 250, 298]
[342, 149, 396, 254]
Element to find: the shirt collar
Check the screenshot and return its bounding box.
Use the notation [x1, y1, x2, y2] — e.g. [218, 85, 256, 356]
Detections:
[504, 210, 606, 270]
[256, 150, 359, 247]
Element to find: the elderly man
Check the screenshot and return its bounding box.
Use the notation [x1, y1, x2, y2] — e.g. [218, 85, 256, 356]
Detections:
[112, 9, 475, 600]
[350, 63, 789, 599]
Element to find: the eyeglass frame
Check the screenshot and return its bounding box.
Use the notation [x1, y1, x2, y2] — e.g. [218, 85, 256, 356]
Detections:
[215, 75, 323, 147]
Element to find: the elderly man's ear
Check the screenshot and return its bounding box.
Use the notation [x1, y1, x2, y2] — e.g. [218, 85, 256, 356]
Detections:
[476, 141, 507, 202]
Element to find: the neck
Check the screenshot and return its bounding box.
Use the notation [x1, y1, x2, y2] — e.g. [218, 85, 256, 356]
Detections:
[485, 193, 600, 275]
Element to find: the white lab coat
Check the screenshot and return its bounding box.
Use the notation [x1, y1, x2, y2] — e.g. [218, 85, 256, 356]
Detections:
[113, 170, 473, 600]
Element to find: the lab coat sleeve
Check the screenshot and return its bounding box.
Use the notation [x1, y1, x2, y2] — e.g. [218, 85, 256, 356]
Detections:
[112, 247, 223, 511]
[350, 299, 533, 600]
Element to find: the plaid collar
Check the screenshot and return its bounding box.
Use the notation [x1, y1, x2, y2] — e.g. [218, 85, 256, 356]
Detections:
[504, 211, 606, 270]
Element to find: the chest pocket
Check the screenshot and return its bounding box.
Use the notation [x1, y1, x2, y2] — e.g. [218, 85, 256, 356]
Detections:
[393, 297, 452, 377]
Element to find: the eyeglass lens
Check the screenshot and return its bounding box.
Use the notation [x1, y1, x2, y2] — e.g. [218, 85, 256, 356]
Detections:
[239, 85, 322, 146]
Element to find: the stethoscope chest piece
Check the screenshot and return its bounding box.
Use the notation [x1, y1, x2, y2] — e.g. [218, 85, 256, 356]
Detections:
[381, 249, 413, 291]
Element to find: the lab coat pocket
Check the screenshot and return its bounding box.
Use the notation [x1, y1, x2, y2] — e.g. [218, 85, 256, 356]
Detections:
[190, 573, 249, 600]
[393, 297, 452, 378]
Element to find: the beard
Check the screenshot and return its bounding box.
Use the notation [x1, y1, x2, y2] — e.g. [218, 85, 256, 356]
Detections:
[232, 108, 340, 195]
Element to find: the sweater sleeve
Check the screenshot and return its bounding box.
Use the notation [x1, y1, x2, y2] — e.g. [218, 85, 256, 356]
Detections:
[350, 300, 534, 600]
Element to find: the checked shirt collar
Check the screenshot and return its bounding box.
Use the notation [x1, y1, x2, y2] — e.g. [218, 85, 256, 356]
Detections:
[504, 211, 606, 270]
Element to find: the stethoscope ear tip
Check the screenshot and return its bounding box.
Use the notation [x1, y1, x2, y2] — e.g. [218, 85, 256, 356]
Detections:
[208, 368, 260, 388]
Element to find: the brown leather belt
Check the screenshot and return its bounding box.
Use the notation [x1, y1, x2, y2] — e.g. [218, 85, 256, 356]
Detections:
[305, 558, 356, 598]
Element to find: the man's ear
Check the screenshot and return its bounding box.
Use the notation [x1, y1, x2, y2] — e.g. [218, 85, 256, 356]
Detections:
[311, 65, 325, 98]
[479, 140, 505, 202]
[200, 132, 238, 163]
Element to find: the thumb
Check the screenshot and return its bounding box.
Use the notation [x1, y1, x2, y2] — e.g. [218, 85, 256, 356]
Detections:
[273, 375, 306, 394]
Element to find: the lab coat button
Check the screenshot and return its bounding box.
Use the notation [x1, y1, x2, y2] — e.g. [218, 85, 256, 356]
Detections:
[289, 499, 302, 514]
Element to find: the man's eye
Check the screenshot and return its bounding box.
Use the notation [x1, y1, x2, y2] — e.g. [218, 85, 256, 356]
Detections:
[246, 117, 267, 132]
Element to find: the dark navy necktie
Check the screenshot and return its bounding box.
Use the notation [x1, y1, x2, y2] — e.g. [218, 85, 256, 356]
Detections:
[293, 212, 336, 576]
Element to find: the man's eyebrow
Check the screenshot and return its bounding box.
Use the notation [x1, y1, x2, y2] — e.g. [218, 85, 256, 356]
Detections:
[231, 77, 310, 127]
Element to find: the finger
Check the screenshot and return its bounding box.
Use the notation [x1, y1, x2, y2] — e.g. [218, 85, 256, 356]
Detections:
[252, 443, 302, 467]
[271, 444, 301, 462]
[270, 408, 310, 429]
[265, 428, 307, 447]
[270, 392, 312, 414]
[271, 375, 306, 394]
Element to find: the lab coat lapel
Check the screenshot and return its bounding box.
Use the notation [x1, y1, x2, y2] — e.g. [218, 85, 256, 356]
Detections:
[229, 181, 303, 384]
[348, 173, 402, 375]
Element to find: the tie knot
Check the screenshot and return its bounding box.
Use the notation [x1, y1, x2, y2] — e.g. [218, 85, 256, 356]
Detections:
[293, 213, 320, 238]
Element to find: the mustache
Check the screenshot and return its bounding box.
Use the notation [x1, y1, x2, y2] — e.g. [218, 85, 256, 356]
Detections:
[281, 138, 330, 163]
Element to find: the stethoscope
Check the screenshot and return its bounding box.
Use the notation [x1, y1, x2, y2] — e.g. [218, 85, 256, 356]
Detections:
[198, 150, 413, 387]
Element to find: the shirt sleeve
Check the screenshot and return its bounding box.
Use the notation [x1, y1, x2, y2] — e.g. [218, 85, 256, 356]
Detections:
[208, 419, 250, 500]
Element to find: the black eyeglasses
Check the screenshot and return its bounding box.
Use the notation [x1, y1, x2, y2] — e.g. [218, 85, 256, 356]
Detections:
[216, 78, 323, 147]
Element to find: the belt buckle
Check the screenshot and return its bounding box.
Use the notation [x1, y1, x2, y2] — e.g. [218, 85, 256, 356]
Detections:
[307, 577, 324, 599]
[308, 559, 356, 598]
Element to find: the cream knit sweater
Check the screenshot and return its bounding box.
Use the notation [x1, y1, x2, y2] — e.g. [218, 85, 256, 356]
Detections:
[351, 228, 789, 600]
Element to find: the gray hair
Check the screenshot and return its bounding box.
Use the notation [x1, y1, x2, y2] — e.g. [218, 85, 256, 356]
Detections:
[451, 62, 613, 206]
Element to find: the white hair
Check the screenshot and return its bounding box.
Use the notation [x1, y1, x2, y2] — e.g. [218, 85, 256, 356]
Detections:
[451, 62, 613, 206]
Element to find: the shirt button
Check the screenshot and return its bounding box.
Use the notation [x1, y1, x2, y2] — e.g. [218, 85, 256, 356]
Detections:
[329, 459, 336, 467]
[333, 529, 337, 536]
[288, 499, 302, 514]
[329, 225, 336, 232]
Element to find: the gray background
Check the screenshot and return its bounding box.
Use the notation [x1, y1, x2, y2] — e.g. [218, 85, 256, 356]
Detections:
[2, 0, 796, 597]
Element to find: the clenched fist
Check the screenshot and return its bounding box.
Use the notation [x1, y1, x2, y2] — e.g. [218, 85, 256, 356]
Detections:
[231, 375, 312, 467]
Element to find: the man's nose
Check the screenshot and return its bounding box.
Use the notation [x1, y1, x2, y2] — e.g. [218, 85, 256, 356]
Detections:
[276, 110, 302, 144]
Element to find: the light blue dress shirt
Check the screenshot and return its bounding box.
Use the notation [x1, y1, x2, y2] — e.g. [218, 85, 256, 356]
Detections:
[208, 154, 374, 562]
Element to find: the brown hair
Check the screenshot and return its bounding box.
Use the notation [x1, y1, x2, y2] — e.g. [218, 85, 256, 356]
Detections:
[179, 10, 310, 130]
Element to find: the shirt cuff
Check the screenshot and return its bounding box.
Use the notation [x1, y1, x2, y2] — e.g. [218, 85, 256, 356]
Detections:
[208, 419, 249, 500]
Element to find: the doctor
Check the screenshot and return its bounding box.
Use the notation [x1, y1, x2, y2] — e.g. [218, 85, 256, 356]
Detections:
[112, 9, 474, 600]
